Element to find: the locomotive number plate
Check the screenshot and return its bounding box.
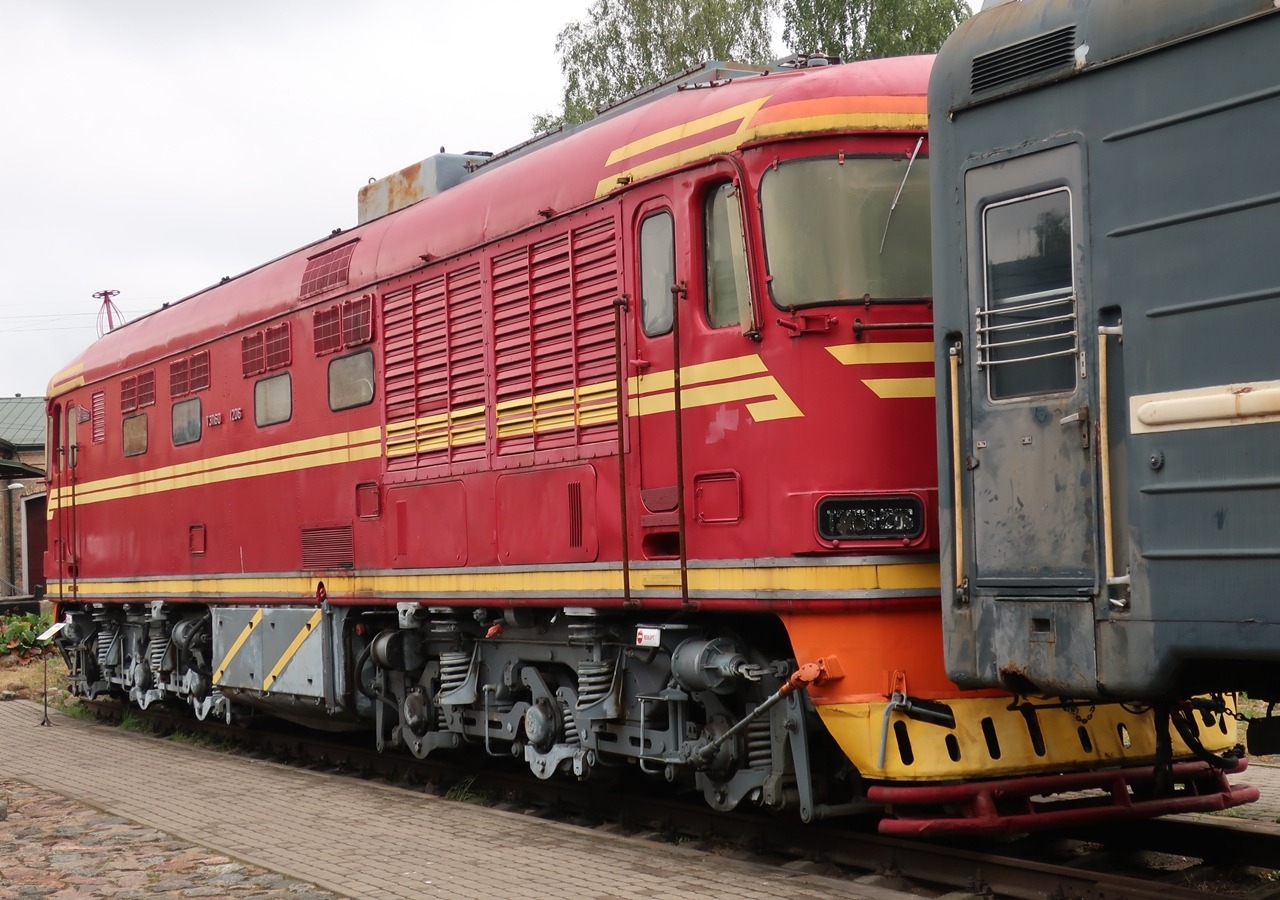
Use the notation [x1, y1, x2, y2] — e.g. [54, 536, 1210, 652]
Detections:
[817, 496, 924, 541]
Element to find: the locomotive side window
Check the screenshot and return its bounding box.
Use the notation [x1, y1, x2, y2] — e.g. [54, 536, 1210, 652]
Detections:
[704, 183, 750, 329]
[760, 155, 932, 308]
[329, 349, 374, 411]
[122, 413, 148, 457]
[639, 211, 675, 336]
[171, 398, 202, 446]
[254, 372, 292, 426]
[979, 189, 1077, 400]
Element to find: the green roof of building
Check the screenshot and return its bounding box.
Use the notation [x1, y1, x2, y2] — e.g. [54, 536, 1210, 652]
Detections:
[0, 396, 45, 448]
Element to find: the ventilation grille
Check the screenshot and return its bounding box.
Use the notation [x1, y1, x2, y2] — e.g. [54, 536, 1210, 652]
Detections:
[170, 351, 208, 398]
[91, 392, 105, 443]
[265, 322, 292, 370]
[314, 306, 342, 355]
[189, 351, 210, 392]
[302, 526, 354, 569]
[120, 370, 156, 412]
[170, 358, 189, 398]
[971, 26, 1076, 94]
[242, 333, 265, 377]
[342, 294, 373, 346]
[568, 482, 583, 549]
[314, 294, 374, 356]
[301, 241, 358, 298]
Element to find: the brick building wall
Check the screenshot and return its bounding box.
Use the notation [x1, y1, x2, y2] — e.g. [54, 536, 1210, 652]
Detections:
[4, 449, 44, 595]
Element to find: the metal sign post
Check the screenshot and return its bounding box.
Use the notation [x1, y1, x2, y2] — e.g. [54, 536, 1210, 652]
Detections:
[35, 621, 66, 726]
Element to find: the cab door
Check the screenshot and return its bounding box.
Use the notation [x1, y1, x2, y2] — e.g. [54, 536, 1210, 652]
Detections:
[623, 190, 681, 528]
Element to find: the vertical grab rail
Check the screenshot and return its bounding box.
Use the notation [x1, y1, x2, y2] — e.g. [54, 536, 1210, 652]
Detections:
[948, 344, 966, 598]
[613, 297, 633, 608]
[1097, 325, 1128, 605]
[671, 281, 691, 611]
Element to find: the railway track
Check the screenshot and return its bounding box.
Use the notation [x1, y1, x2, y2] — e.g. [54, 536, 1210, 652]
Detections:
[81, 698, 1280, 899]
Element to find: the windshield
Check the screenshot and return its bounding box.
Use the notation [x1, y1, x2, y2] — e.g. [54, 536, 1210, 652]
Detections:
[760, 155, 931, 308]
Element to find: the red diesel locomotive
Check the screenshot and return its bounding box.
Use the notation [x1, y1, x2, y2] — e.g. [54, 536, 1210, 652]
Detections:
[45, 55, 1253, 834]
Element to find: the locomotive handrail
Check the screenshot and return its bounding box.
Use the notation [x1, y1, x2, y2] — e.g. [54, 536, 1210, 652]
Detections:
[976, 311, 1076, 334]
[1098, 324, 1128, 607]
[976, 346, 1078, 367]
[948, 344, 966, 597]
[974, 289, 1075, 315]
[613, 296, 633, 608]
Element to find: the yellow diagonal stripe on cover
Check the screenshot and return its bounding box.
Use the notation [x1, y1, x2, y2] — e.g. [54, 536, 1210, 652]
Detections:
[862, 377, 936, 399]
[262, 610, 324, 692]
[212, 609, 263, 686]
[605, 98, 768, 166]
[827, 342, 933, 365]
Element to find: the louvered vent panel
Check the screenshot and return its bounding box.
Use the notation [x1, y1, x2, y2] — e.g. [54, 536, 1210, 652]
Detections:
[170, 358, 190, 398]
[301, 526, 354, 569]
[568, 219, 621, 449]
[492, 239, 548, 457]
[300, 241, 358, 298]
[442, 266, 487, 465]
[971, 26, 1076, 94]
[91, 392, 105, 443]
[492, 217, 619, 459]
[242, 333, 265, 377]
[382, 264, 486, 472]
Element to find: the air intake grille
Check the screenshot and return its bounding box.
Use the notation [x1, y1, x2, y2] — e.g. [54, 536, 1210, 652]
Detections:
[300, 240, 358, 299]
[302, 526, 354, 569]
[971, 26, 1076, 94]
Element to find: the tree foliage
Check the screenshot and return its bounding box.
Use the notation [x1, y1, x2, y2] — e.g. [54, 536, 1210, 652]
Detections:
[536, 0, 969, 131]
[534, 0, 775, 132]
[780, 0, 968, 62]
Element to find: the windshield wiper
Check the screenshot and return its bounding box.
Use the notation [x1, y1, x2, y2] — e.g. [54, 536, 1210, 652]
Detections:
[880, 136, 924, 255]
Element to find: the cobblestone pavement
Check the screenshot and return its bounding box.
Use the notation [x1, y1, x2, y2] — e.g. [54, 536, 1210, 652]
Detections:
[0, 778, 340, 899]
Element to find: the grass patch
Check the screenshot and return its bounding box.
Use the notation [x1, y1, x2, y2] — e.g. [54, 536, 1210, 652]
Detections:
[444, 774, 493, 804]
[118, 710, 149, 733]
[0, 653, 70, 703]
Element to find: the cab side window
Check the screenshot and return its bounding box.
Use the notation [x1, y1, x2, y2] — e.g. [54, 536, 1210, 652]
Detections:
[639, 212, 674, 336]
[704, 182, 750, 329]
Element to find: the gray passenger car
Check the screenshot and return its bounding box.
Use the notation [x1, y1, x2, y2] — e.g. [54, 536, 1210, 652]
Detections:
[929, 0, 1280, 711]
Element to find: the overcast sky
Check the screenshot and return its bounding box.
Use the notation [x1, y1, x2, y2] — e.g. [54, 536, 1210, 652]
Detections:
[1, 2, 970, 400]
[1, 0, 600, 397]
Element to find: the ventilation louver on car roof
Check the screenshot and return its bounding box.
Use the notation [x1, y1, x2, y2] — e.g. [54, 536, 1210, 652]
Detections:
[971, 26, 1077, 94]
